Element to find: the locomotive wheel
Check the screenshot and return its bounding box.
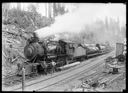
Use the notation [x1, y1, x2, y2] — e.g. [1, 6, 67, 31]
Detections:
[37, 65, 47, 75]
[37, 65, 43, 74]
[80, 56, 86, 61]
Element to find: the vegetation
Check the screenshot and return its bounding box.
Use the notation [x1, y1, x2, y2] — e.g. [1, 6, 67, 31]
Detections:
[2, 3, 67, 77]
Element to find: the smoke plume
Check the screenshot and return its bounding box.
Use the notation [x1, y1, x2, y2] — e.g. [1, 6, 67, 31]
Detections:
[35, 3, 126, 46]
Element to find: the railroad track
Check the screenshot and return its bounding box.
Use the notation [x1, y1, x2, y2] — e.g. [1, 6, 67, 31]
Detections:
[57, 62, 105, 86]
[36, 58, 106, 91]
[41, 61, 106, 91]
[4, 50, 115, 91]
[57, 66, 125, 92]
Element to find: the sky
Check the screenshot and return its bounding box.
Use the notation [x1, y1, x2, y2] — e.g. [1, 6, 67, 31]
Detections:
[70, 3, 126, 26]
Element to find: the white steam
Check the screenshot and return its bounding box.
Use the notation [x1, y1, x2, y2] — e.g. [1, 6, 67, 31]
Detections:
[35, 3, 126, 46]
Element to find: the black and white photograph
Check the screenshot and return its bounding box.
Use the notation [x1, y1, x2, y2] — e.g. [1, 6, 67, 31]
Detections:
[2, 3, 126, 92]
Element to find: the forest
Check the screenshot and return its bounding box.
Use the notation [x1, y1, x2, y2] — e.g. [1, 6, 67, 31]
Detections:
[2, 3, 126, 78]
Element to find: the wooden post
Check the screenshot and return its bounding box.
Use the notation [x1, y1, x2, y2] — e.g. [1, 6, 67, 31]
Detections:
[22, 67, 25, 91]
[82, 80, 85, 92]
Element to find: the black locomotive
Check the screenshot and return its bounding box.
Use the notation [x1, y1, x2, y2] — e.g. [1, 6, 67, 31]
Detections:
[23, 33, 112, 75]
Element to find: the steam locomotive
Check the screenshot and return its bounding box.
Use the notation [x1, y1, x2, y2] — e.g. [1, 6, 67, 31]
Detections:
[23, 33, 112, 75]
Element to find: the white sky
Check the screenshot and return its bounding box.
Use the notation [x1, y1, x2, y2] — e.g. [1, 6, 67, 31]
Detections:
[68, 3, 126, 26]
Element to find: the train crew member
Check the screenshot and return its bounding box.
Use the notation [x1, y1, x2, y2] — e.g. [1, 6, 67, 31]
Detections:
[44, 61, 48, 75]
[96, 44, 101, 50]
[51, 60, 56, 74]
[40, 61, 48, 75]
